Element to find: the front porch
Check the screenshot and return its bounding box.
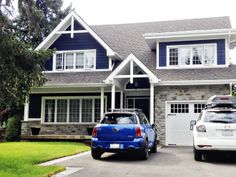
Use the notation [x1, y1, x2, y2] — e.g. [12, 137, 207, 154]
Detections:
[21, 54, 159, 140]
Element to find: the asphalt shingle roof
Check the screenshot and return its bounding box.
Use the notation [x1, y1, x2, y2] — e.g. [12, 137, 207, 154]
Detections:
[45, 16, 236, 86]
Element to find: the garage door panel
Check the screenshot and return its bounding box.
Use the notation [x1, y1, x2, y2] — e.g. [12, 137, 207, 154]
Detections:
[166, 102, 206, 146]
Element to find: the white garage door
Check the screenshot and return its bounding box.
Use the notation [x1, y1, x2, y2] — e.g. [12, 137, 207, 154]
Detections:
[166, 101, 206, 146]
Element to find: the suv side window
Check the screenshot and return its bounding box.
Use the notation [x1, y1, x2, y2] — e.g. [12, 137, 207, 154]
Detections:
[139, 113, 149, 125]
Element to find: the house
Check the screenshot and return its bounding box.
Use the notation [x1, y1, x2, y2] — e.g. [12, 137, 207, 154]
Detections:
[21, 11, 236, 146]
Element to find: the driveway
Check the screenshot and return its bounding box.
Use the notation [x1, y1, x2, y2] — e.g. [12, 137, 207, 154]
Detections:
[55, 147, 236, 177]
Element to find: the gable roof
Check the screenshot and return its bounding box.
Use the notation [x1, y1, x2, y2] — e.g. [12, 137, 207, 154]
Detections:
[43, 16, 236, 86]
[35, 11, 116, 56]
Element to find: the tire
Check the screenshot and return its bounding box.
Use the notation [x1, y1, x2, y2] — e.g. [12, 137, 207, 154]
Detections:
[91, 149, 102, 160]
[194, 147, 202, 161]
[150, 139, 157, 153]
[140, 140, 149, 160]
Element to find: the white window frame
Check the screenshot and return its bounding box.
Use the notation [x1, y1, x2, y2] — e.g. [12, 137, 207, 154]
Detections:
[166, 43, 217, 68]
[41, 96, 107, 124]
[53, 49, 96, 71]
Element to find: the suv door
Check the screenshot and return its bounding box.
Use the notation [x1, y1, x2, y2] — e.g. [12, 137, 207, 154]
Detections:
[139, 113, 155, 147]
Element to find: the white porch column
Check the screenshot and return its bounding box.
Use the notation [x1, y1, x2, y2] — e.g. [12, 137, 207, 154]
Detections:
[150, 83, 154, 124]
[120, 91, 124, 109]
[100, 87, 104, 117]
[111, 83, 116, 110]
[23, 97, 29, 121]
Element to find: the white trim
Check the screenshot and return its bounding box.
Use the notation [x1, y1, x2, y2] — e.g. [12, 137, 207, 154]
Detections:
[158, 79, 236, 86]
[71, 15, 74, 38]
[41, 96, 107, 124]
[100, 87, 104, 117]
[55, 30, 88, 34]
[157, 64, 229, 70]
[35, 11, 116, 57]
[114, 74, 149, 79]
[54, 49, 96, 71]
[144, 28, 235, 39]
[111, 84, 116, 109]
[23, 98, 29, 121]
[150, 83, 154, 124]
[105, 53, 159, 84]
[166, 43, 217, 68]
[120, 91, 124, 109]
[156, 41, 159, 69]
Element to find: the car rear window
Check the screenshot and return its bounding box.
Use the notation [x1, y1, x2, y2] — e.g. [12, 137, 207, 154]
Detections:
[101, 113, 137, 124]
[203, 111, 236, 123]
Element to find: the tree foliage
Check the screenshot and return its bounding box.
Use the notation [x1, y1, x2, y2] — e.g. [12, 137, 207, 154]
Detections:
[14, 0, 71, 48]
[0, 0, 70, 124]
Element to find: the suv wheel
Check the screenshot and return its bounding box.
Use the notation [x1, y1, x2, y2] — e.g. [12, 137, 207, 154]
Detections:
[91, 149, 102, 160]
[140, 140, 149, 160]
[194, 147, 202, 161]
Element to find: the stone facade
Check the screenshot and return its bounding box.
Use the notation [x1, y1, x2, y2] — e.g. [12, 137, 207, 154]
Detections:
[21, 121, 96, 136]
[154, 85, 230, 145]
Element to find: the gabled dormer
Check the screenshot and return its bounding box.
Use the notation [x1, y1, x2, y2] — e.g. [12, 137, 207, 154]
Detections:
[144, 29, 236, 69]
[36, 11, 119, 72]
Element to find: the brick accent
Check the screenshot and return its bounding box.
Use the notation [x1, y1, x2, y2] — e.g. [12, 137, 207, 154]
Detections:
[154, 85, 230, 145]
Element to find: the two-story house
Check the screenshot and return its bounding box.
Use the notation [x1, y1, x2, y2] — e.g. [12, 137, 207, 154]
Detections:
[21, 11, 236, 146]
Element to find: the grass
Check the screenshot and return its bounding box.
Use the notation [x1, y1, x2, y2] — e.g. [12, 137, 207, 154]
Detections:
[0, 142, 90, 177]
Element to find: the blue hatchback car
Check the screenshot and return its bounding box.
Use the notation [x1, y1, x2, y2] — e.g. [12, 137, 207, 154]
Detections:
[91, 109, 158, 160]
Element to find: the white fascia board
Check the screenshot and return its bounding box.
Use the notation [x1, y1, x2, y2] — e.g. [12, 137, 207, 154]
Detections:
[35, 11, 117, 58]
[158, 79, 236, 86]
[40, 83, 107, 88]
[104, 53, 159, 84]
[143, 28, 233, 39]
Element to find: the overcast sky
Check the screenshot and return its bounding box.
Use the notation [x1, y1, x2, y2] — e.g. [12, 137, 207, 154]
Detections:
[63, 0, 236, 27]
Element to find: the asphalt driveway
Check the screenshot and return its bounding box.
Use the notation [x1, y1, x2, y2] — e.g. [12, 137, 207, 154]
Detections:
[55, 147, 236, 177]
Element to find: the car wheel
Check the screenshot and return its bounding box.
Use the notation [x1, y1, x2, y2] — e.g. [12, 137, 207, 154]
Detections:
[150, 139, 157, 153]
[91, 149, 102, 160]
[193, 147, 202, 161]
[140, 140, 149, 160]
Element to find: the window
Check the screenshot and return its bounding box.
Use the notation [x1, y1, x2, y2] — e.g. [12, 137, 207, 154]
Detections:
[55, 53, 63, 70]
[82, 99, 93, 122]
[44, 100, 55, 122]
[194, 104, 206, 113]
[43, 97, 106, 123]
[101, 113, 138, 124]
[170, 104, 189, 113]
[65, 53, 74, 69]
[54, 50, 96, 70]
[168, 44, 216, 67]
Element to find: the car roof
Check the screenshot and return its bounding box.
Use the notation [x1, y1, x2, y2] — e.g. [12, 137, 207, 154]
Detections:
[203, 108, 236, 112]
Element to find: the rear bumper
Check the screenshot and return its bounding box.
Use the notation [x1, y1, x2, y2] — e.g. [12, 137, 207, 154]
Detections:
[194, 137, 236, 151]
[91, 137, 144, 153]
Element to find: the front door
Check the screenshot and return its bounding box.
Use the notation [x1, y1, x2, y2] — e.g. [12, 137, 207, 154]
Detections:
[126, 97, 150, 120]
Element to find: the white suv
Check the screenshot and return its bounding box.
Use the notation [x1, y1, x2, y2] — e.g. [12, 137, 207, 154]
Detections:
[193, 95, 236, 161]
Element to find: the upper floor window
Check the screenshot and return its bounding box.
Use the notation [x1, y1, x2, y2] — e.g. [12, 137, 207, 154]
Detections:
[54, 50, 96, 71]
[167, 44, 216, 67]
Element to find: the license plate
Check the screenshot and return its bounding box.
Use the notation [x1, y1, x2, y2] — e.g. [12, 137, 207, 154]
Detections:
[109, 144, 123, 149]
[222, 129, 233, 136]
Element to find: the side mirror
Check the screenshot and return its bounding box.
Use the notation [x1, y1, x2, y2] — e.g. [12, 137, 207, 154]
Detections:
[152, 124, 157, 128]
[190, 120, 197, 126]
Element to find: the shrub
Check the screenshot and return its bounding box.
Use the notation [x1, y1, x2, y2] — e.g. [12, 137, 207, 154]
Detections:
[5, 116, 21, 141]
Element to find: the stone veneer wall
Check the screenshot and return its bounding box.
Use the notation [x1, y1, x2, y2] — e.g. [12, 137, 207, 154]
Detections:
[21, 121, 96, 136]
[154, 85, 230, 145]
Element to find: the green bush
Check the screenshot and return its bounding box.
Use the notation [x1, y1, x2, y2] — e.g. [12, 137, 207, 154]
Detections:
[5, 116, 21, 141]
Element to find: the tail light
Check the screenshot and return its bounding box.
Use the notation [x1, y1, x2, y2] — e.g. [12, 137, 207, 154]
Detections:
[92, 127, 98, 137]
[196, 125, 206, 132]
[136, 127, 142, 137]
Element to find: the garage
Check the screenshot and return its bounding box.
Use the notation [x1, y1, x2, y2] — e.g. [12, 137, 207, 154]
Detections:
[166, 101, 206, 146]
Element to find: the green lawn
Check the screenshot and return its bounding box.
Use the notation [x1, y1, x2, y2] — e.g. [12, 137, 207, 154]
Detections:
[0, 142, 90, 177]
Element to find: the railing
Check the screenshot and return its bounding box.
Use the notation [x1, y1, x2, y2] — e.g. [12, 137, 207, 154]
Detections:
[108, 108, 143, 113]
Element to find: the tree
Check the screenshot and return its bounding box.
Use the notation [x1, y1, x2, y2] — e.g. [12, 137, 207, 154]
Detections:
[0, 0, 59, 124]
[14, 0, 72, 48]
